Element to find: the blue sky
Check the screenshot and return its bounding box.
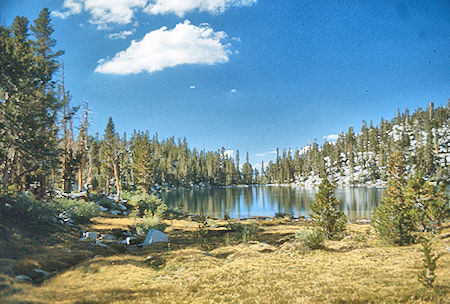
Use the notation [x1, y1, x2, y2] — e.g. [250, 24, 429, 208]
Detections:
[1, 0, 450, 166]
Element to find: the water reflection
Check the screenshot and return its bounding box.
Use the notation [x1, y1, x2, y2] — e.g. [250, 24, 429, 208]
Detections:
[161, 185, 390, 220]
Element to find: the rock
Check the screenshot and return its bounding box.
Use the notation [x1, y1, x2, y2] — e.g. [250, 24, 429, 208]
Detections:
[143, 229, 169, 246]
[99, 206, 108, 212]
[117, 203, 127, 211]
[204, 251, 212, 257]
[15, 275, 31, 281]
[100, 234, 116, 241]
[110, 210, 120, 215]
[356, 219, 371, 224]
[80, 231, 97, 241]
[95, 241, 107, 247]
[120, 236, 135, 245]
[67, 249, 72, 253]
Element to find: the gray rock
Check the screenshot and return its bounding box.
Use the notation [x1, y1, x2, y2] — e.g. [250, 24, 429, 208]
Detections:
[117, 203, 127, 211]
[95, 241, 107, 247]
[110, 210, 120, 215]
[121, 236, 135, 245]
[99, 206, 108, 212]
[143, 229, 169, 246]
[15, 275, 31, 281]
[100, 234, 116, 241]
[80, 231, 97, 241]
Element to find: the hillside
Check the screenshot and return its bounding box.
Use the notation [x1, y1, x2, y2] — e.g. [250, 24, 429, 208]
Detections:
[264, 102, 450, 187]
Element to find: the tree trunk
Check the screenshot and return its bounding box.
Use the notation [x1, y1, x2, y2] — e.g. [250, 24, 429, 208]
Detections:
[39, 175, 46, 199]
[113, 162, 120, 201]
[78, 165, 83, 191]
[106, 178, 110, 196]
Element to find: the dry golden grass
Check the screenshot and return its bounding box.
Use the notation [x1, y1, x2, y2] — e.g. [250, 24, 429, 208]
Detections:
[1, 217, 449, 304]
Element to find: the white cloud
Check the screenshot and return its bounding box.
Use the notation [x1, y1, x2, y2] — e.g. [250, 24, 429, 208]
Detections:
[323, 134, 339, 142]
[53, 0, 257, 27]
[52, 0, 147, 28]
[107, 29, 136, 40]
[224, 149, 234, 158]
[256, 153, 265, 157]
[230, 88, 237, 93]
[190, 85, 196, 89]
[144, 0, 257, 17]
[95, 20, 231, 75]
[51, 0, 83, 19]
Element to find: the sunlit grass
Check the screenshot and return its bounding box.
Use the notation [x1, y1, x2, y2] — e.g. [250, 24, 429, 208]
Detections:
[2, 217, 449, 303]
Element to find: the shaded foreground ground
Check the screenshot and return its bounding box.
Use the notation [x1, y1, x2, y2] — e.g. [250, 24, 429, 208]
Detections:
[1, 215, 449, 304]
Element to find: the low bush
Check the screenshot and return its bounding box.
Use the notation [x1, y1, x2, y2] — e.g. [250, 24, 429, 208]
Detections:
[127, 192, 165, 217]
[51, 198, 100, 224]
[228, 221, 259, 243]
[274, 211, 294, 220]
[0, 193, 100, 230]
[295, 228, 324, 250]
[0, 193, 56, 227]
[92, 196, 116, 210]
[135, 207, 167, 235]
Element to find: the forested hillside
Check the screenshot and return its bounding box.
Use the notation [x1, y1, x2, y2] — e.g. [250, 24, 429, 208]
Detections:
[265, 102, 450, 187]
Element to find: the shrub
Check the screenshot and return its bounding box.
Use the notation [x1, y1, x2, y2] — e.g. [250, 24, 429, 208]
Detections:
[51, 198, 100, 224]
[135, 207, 167, 235]
[0, 192, 56, 227]
[128, 192, 165, 217]
[274, 211, 294, 220]
[295, 229, 324, 250]
[310, 178, 346, 240]
[93, 196, 116, 210]
[227, 221, 259, 243]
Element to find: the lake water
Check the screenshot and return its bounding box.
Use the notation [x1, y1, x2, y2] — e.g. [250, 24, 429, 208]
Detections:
[161, 185, 386, 220]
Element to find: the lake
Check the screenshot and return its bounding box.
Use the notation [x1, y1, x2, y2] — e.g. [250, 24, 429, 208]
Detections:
[161, 185, 386, 220]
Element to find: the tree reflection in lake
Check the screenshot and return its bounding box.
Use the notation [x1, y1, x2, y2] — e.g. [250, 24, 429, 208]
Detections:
[161, 185, 390, 220]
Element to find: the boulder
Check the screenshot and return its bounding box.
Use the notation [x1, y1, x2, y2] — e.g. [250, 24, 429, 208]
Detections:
[80, 231, 97, 241]
[100, 234, 116, 241]
[117, 203, 127, 211]
[143, 229, 169, 246]
[95, 240, 107, 247]
[99, 206, 108, 212]
[15, 275, 31, 281]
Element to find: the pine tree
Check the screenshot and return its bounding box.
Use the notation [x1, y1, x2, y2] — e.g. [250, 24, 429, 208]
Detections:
[373, 152, 416, 245]
[241, 152, 253, 184]
[418, 237, 440, 288]
[310, 177, 346, 239]
[131, 131, 152, 192]
[405, 173, 450, 234]
[101, 117, 120, 197]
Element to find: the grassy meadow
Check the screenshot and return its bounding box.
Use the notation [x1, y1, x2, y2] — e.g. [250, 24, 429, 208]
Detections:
[1, 214, 449, 304]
